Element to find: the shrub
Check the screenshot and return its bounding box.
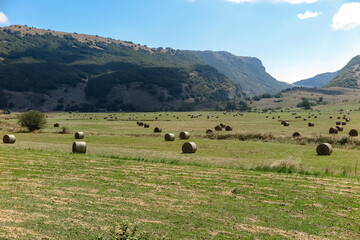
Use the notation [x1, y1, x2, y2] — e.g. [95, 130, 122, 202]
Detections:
[97, 220, 150, 240]
[18, 110, 47, 131]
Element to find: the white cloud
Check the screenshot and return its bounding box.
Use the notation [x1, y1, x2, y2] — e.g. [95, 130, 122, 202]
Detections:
[0, 12, 9, 25]
[297, 10, 320, 20]
[332, 2, 360, 30]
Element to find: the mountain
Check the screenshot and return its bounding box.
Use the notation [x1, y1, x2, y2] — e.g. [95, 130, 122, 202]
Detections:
[293, 71, 339, 88]
[324, 55, 360, 88]
[0, 25, 283, 111]
[0, 25, 240, 111]
[190, 51, 290, 96]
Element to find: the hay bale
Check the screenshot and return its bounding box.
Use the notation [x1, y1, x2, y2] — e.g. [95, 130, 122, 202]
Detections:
[336, 121, 341, 125]
[144, 123, 150, 128]
[283, 122, 289, 127]
[329, 127, 338, 134]
[3, 134, 16, 144]
[164, 133, 175, 141]
[219, 123, 225, 128]
[316, 143, 333, 155]
[308, 122, 314, 127]
[179, 131, 190, 139]
[215, 125, 222, 131]
[225, 125, 233, 131]
[206, 129, 213, 135]
[336, 126, 343, 131]
[75, 132, 84, 139]
[292, 132, 301, 138]
[329, 116, 333, 119]
[72, 142, 86, 154]
[154, 127, 162, 133]
[349, 129, 358, 137]
[138, 122, 144, 126]
[182, 142, 197, 153]
[341, 122, 346, 125]
[54, 123, 60, 127]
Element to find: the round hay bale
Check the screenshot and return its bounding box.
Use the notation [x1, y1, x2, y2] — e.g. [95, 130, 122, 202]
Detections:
[281, 120, 286, 125]
[182, 142, 197, 154]
[3, 134, 16, 144]
[215, 125, 222, 131]
[283, 122, 289, 127]
[292, 132, 301, 138]
[54, 123, 60, 127]
[179, 131, 190, 139]
[308, 122, 314, 127]
[154, 127, 162, 133]
[164, 133, 175, 141]
[329, 127, 338, 134]
[335, 121, 340, 125]
[349, 129, 358, 137]
[316, 143, 333, 155]
[346, 118, 350, 122]
[72, 142, 86, 154]
[219, 123, 225, 128]
[225, 125, 233, 131]
[206, 129, 213, 135]
[75, 132, 84, 139]
[336, 126, 343, 131]
[138, 122, 144, 126]
[341, 122, 346, 125]
[144, 123, 150, 128]
[329, 116, 333, 119]
[272, 117, 275, 119]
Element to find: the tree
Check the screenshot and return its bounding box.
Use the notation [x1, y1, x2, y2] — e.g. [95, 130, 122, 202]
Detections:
[238, 100, 251, 112]
[226, 101, 237, 111]
[18, 110, 48, 131]
[297, 99, 311, 110]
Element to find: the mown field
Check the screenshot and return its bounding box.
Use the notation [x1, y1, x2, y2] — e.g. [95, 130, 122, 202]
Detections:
[0, 110, 360, 239]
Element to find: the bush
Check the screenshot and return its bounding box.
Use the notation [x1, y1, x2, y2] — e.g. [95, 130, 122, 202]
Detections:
[97, 220, 150, 240]
[18, 110, 47, 131]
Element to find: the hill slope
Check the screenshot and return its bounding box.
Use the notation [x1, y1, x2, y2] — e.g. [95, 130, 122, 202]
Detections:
[191, 51, 290, 96]
[0, 25, 287, 111]
[324, 55, 360, 88]
[293, 71, 339, 88]
[0, 25, 239, 111]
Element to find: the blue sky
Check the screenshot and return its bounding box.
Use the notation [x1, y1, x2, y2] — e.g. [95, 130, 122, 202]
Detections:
[1, 0, 360, 83]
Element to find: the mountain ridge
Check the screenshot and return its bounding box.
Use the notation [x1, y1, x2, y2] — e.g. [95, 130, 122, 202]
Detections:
[293, 71, 339, 88]
[0, 25, 287, 111]
[324, 55, 360, 89]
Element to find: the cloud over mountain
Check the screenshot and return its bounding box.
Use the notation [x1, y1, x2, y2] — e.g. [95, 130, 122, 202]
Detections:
[332, 2, 360, 30]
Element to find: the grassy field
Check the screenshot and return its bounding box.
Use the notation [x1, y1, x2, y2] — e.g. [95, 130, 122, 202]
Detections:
[0, 110, 360, 239]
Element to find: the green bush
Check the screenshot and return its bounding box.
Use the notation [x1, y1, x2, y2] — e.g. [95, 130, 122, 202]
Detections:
[18, 110, 47, 131]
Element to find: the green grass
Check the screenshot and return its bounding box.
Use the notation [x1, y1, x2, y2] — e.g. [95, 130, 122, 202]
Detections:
[1, 110, 360, 239]
[0, 147, 359, 239]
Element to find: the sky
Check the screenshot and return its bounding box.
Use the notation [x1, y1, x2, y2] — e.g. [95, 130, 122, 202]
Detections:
[0, 0, 360, 83]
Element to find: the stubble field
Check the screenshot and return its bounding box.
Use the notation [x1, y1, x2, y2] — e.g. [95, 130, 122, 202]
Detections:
[0, 110, 359, 239]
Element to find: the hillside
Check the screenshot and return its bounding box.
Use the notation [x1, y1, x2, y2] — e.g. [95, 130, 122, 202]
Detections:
[324, 55, 360, 88]
[249, 86, 360, 110]
[0, 25, 241, 111]
[293, 71, 339, 88]
[191, 51, 290, 96]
